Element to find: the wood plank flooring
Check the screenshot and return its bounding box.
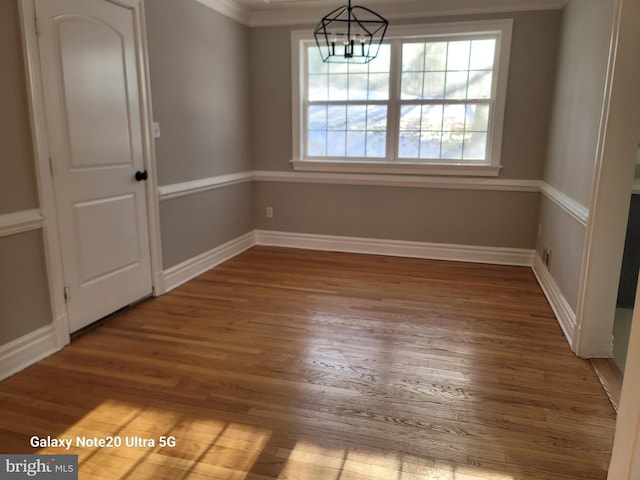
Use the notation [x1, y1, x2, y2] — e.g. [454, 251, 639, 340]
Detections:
[0, 247, 616, 479]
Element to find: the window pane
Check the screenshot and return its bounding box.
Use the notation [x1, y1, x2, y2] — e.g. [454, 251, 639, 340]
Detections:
[447, 41, 471, 70]
[445, 71, 469, 99]
[467, 70, 493, 99]
[369, 44, 391, 73]
[366, 131, 387, 157]
[465, 104, 489, 131]
[399, 105, 421, 131]
[329, 62, 348, 74]
[347, 105, 367, 130]
[327, 105, 346, 130]
[367, 105, 387, 131]
[420, 131, 442, 158]
[469, 39, 496, 70]
[401, 72, 423, 100]
[425, 42, 447, 71]
[327, 131, 346, 156]
[398, 131, 419, 158]
[402, 43, 425, 72]
[442, 104, 466, 131]
[423, 71, 445, 99]
[346, 131, 366, 157]
[348, 73, 368, 101]
[441, 132, 464, 159]
[329, 74, 348, 101]
[309, 74, 328, 101]
[308, 46, 328, 74]
[308, 130, 327, 156]
[308, 105, 327, 130]
[422, 105, 443, 131]
[463, 132, 487, 159]
[348, 61, 368, 74]
[368, 73, 389, 100]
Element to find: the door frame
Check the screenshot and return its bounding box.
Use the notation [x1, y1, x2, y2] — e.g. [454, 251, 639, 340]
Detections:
[18, 0, 164, 348]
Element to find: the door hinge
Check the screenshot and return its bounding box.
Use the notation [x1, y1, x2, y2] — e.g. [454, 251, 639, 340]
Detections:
[63, 286, 70, 303]
[49, 157, 54, 176]
[35, 15, 41, 37]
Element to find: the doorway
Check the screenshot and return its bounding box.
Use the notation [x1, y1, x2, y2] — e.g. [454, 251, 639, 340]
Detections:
[613, 148, 640, 375]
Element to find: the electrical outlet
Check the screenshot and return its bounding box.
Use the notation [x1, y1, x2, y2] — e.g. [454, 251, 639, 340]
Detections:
[266, 207, 273, 218]
[543, 249, 552, 268]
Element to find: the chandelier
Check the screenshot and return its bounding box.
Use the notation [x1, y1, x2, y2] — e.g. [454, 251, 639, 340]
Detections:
[314, 0, 388, 63]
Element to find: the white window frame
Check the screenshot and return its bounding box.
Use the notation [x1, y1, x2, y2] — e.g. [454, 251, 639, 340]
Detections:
[291, 20, 513, 176]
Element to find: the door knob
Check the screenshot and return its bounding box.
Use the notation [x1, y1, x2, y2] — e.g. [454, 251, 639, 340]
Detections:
[135, 170, 148, 182]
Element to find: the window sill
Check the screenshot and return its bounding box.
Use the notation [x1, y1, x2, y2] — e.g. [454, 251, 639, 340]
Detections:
[291, 160, 502, 177]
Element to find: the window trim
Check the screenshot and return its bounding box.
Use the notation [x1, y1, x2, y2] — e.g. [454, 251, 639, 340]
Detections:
[291, 20, 513, 176]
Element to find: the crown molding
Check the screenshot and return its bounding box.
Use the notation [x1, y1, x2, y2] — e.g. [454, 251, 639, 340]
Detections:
[194, 0, 251, 25]
[193, 0, 567, 27]
[246, 0, 567, 27]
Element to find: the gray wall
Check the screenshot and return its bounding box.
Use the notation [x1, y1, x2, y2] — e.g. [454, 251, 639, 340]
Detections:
[536, 0, 614, 311]
[255, 183, 539, 248]
[0, 232, 52, 343]
[145, 0, 254, 269]
[160, 183, 253, 267]
[250, 10, 561, 247]
[0, 0, 52, 346]
[542, 0, 614, 207]
[0, 0, 39, 214]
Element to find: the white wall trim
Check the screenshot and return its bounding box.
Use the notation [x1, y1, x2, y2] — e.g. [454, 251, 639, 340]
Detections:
[246, 0, 567, 27]
[531, 252, 576, 350]
[138, 1, 166, 300]
[254, 170, 541, 192]
[158, 171, 254, 201]
[290, 160, 504, 177]
[191, 0, 566, 27]
[255, 230, 535, 266]
[19, 0, 71, 352]
[194, 0, 250, 25]
[0, 324, 59, 382]
[0, 209, 43, 238]
[156, 170, 543, 199]
[162, 231, 255, 292]
[540, 182, 589, 226]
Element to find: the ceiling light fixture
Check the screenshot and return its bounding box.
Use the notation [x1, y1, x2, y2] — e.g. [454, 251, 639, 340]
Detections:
[314, 0, 388, 63]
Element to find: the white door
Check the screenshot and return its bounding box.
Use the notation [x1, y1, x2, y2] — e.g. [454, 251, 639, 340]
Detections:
[36, 0, 153, 332]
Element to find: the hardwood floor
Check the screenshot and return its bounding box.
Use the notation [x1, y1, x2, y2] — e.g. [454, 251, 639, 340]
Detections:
[0, 247, 616, 479]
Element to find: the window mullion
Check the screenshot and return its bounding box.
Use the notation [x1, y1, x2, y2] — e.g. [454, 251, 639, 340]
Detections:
[386, 39, 402, 163]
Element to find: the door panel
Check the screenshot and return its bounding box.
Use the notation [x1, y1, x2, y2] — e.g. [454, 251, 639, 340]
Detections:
[37, 0, 152, 332]
[73, 194, 140, 284]
[58, 18, 133, 169]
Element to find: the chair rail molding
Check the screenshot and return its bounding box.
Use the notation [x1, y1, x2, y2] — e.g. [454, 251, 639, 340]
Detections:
[540, 182, 589, 226]
[0, 209, 43, 237]
[158, 171, 254, 201]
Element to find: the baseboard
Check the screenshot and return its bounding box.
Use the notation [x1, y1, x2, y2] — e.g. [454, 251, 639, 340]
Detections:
[254, 230, 535, 267]
[162, 231, 255, 292]
[531, 252, 576, 349]
[0, 324, 59, 381]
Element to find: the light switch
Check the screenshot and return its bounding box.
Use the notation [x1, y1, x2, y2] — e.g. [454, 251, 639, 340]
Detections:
[152, 122, 161, 138]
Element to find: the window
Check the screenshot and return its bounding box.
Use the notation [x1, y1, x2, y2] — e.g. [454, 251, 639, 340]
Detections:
[292, 21, 512, 176]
